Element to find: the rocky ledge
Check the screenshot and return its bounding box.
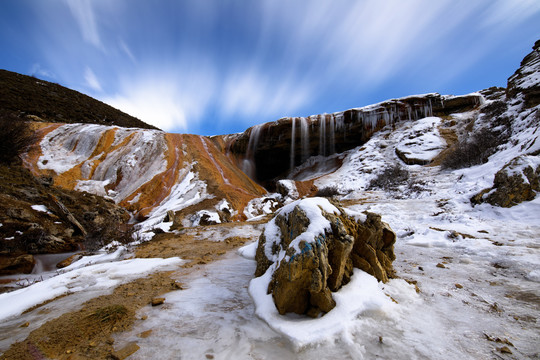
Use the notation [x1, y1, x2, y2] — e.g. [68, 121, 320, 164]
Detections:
[254, 198, 395, 317]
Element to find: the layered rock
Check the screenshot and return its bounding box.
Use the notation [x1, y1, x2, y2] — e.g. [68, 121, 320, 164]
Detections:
[225, 93, 482, 184]
[254, 198, 395, 317]
[472, 155, 540, 207]
[0, 164, 131, 274]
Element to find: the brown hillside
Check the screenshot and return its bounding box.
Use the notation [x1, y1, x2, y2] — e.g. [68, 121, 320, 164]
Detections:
[0, 69, 159, 130]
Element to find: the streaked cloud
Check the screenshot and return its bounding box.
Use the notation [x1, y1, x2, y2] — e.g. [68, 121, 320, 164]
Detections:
[84, 67, 102, 92]
[64, 0, 101, 48]
[3, 0, 538, 135]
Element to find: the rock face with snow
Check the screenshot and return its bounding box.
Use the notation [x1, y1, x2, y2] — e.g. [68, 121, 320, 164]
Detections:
[254, 198, 395, 317]
[225, 93, 482, 184]
[472, 155, 540, 207]
[507, 39, 540, 108]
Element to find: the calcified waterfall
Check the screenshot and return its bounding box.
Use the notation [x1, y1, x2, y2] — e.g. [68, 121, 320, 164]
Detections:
[289, 117, 296, 173]
[300, 117, 309, 162]
[319, 114, 326, 156]
[329, 115, 335, 155]
[242, 124, 262, 180]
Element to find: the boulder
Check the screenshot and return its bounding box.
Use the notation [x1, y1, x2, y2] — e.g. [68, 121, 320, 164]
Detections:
[472, 155, 540, 207]
[254, 197, 395, 317]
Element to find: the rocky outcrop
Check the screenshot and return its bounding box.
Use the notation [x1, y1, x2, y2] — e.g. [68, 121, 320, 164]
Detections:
[472, 155, 540, 207]
[0, 254, 35, 275]
[507, 39, 540, 108]
[0, 164, 130, 273]
[254, 198, 395, 317]
[226, 93, 482, 184]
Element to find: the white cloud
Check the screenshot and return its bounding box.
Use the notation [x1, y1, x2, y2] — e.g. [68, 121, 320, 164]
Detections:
[220, 66, 312, 120]
[30, 63, 55, 79]
[104, 66, 216, 132]
[64, 0, 101, 48]
[84, 67, 102, 92]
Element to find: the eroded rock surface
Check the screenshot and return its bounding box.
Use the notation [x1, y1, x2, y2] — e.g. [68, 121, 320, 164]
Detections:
[472, 155, 540, 207]
[254, 198, 395, 317]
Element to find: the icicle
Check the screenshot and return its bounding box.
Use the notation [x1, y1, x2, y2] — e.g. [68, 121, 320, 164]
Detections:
[319, 114, 326, 156]
[290, 117, 296, 173]
[329, 114, 335, 155]
[242, 124, 262, 179]
[300, 117, 309, 162]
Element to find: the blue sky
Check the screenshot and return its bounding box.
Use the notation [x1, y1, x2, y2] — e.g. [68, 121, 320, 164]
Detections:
[1, 1, 539, 135]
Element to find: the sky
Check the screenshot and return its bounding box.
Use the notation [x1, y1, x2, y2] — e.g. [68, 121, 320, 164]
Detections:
[1, 1, 539, 136]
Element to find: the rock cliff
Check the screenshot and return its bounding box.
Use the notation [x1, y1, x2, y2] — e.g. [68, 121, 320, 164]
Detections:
[223, 93, 482, 185]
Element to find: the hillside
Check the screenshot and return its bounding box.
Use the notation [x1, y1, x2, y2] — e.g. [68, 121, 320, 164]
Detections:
[0, 69, 158, 130]
[0, 40, 538, 359]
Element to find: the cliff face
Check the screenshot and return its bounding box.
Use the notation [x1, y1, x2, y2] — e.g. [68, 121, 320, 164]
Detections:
[24, 123, 266, 225]
[225, 93, 483, 185]
[507, 39, 540, 108]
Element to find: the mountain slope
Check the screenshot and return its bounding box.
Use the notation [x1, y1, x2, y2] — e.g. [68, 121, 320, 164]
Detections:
[0, 69, 158, 130]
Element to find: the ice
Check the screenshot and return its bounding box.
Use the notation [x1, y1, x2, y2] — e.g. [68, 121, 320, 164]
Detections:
[38, 124, 168, 205]
[0, 256, 183, 323]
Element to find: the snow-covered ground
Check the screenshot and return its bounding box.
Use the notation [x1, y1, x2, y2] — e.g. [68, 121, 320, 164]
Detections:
[1, 90, 538, 358]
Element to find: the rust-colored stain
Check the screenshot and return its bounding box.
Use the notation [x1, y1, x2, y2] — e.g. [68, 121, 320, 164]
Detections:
[25, 123, 267, 221]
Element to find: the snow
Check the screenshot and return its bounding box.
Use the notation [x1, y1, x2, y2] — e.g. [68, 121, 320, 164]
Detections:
[135, 165, 211, 240]
[243, 194, 280, 219]
[0, 256, 183, 322]
[249, 268, 413, 348]
[38, 123, 168, 205]
[190, 210, 221, 226]
[395, 117, 445, 162]
[30, 205, 52, 214]
[262, 197, 340, 258]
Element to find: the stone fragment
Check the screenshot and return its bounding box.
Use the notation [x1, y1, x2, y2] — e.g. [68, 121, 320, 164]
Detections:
[151, 298, 165, 306]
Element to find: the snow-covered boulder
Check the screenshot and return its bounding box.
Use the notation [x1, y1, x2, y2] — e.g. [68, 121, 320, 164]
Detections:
[472, 155, 540, 207]
[253, 198, 396, 317]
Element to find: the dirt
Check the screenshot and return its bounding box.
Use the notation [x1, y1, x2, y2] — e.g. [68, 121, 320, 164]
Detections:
[0, 228, 256, 360]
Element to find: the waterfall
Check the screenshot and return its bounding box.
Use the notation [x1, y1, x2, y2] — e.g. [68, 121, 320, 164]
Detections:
[319, 114, 326, 156]
[242, 124, 262, 180]
[290, 117, 296, 173]
[329, 114, 335, 155]
[300, 117, 309, 162]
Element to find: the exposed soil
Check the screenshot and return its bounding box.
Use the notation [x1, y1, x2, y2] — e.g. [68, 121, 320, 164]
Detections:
[0, 228, 257, 360]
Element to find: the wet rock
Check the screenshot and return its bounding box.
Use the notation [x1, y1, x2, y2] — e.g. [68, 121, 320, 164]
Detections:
[151, 298, 165, 306]
[0, 254, 35, 275]
[254, 198, 395, 316]
[472, 155, 540, 207]
[56, 253, 83, 268]
[110, 342, 140, 360]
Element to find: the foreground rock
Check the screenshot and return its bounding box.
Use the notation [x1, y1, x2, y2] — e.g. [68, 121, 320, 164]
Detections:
[254, 197, 395, 317]
[472, 155, 540, 207]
